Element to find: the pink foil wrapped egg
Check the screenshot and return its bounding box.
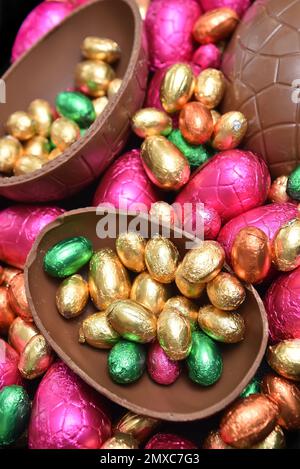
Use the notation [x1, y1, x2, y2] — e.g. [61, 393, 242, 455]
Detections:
[174, 202, 221, 239]
[175, 150, 270, 223]
[12, 2, 74, 62]
[199, 0, 251, 17]
[192, 44, 222, 69]
[265, 267, 300, 342]
[0, 339, 22, 390]
[145, 433, 197, 449]
[93, 149, 160, 212]
[0, 205, 64, 269]
[147, 342, 181, 385]
[145, 0, 202, 70]
[29, 361, 111, 449]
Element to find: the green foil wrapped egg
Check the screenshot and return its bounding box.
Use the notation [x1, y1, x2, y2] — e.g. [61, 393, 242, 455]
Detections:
[56, 91, 96, 129]
[168, 129, 212, 169]
[44, 236, 93, 278]
[240, 378, 261, 398]
[187, 331, 223, 386]
[108, 340, 146, 384]
[287, 165, 300, 201]
[0, 385, 31, 446]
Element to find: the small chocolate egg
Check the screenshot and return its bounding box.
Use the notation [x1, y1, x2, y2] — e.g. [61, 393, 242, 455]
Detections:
[0, 385, 31, 446]
[179, 101, 214, 145]
[23, 136, 50, 158]
[272, 218, 300, 271]
[0, 339, 21, 390]
[268, 175, 291, 204]
[0, 286, 16, 335]
[175, 264, 206, 299]
[157, 307, 191, 360]
[144, 235, 180, 283]
[8, 317, 38, 354]
[107, 299, 157, 344]
[160, 63, 195, 114]
[81, 37, 121, 63]
[240, 378, 261, 398]
[220, 394, 279, 448]
[198, 304, 245, 343]
[56, 274, 89, 319]
[267, 339, 300, 382]
[163, 296, 198, 331]
[202, 430, 233, 449]
[141, 136, 190, 190]
[115, 412, 159, 443]
[0, 136, 22, 174]
[107, 78, 123, 99]
[211, 109, 221, 126]
[14, 154, 46, 176]
[44, 236, 93, 278]
[116, 232, 146, 272]
[56, 91, 96, 128]
[231, 227, 272, 284]
[195, 68, 226, 109]
[108, 340, 146, 384]
[18, 334, 53, 380]
[149, 201, 179, 226]
[207, 272, 246, 311]
[28, 99, 53, 137]
[6, 111, 36, 141]
[50, 117, 80, 150]
[212, 111, 248, 150]
[193, 7, 239, 44]
[147, 341, 181, 385]
[180, 241, 225, 284]
[132, 108, 172, 139]
[48, 148, 62, 161]
[93, 96, 108, 117]
[130, 272, 172, 316]
[7, 272, 32, 322]
[101, 432, 139, 449]
[287, 165, 300, 201]
[167, 129, 212, 169]
[251, 426, 285, 450]
[88, 249, 131, 310]
[187, 331, 223, 385]
[79, 311, 120, 349]
[75, 60, 115, 98]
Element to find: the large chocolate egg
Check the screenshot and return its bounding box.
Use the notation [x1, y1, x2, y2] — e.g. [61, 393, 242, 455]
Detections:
[0, 340, 22, 391]
[222, 0, 300, 178]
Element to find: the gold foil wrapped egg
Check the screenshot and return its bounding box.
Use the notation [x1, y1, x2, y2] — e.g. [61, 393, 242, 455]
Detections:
[101, 432, 139, 449]
[212, 111, 248, 150]
[267, 339, 300, 381]
[79, 311, 120, 349]
[251, 426, 285, 449]
[211, 110, 221, 126]
[0, 136, 22, 174]
[6, 111, 36, 141]
[116, 232, 146, 273]
[272, 218, 300, 271]
[81, 37, 121, 63]
[8, 317, 38, 354]
[107, 78, 123, 99]
[56, 274, 89, 319]
[198, 304, 245, 343]
[179, 101, 214, 145]
[115, 412, 159, 443]
[48, 148, 62, 161]
[149, 201, 178, 226]
[160, 63, 195, 114]
[180, 241, 225, 284]
[14, 155, 46, 176]
[157, 307, 192, 360]
[28, 99, 54, 137]
[175, 264, 206, 299]
[106, 299, 157, 344]
[231, 227, 272, 284]
[144, 235, 180, 283]
[141, 136, 190, 190]
[18, 334, 53, 380]
[88, 248, 131, 310]
[75, 60, 115, 98]
[195, 68, 226, 109]
[130, 272, 172, 316]
[268, 175, 291, 204]
[206, 272, 246, 311]
[93, 96, 108, 117]
[23, 136, 50, 158]
[163, 296, 198, 331]
[50, 117, 80, 150]
[193, 7, 239, 44]
[132, 108, 172, 139]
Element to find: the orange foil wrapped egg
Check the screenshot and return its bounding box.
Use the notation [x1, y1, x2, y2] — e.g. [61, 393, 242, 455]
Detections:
[179, 102, 214, 145]
[8, 273, 32, 322]
[193, 7, 239, 45]
[0, 286, 16, 335]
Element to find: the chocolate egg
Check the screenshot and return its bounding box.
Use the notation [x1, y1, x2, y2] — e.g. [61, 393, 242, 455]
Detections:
[1, 267, 21, 287]
[0, 385, 31, 446]
[81, 37, 121, 63]
[240, 378, 261, 398]
[267, 340, 300, 382]
[108, 340, 146, 384]
[163, 296, 198, 331]
[14, 155, 46, 176]
[79, 311, 120, 349]
[145, 432, 197, 449]
[116, 232, 146, 273]
[107, 78, 123, 99]
[220, 394, 279, 448]
[147, 341, 181, 386]
[168, 129, 212, 170]
[287, 165, 300, 201]
[0, 287, 16, 335]
[272, 218, 300, 272]
[132, 108, 172, 139]
[149, 201, 179, 226]
[157, 308, 191, 360]
[8, 318, 38, 354]
[179, 102, 214, 145]
[187, 331, 223, 385]
[202, 430, 233, 449]
[0, 339, 22, 390]
[141, 136, 190, 191]
[107, 299, 156, 344]
[268, 176, 291, 204]
[175, 264, 206, 299]
[28, 99, 54, 137]
[56, 91, 96, 128]
[195, 68, 225, 109]
[193, 7, 239, 44]
[198, 304, 245, 343]
[0, 136, 22, 174]
[115, 412, 159, 443]
[180, 241, 225, 284]
[75, 60, 115, 97]
[48, 148, 62, 161]
[160, 63, 195, 114]
[207, 272, 246, 311]
[231, 227, 272, 284]
[18, 334, 53, 380]
[89, 249, 131, 310]
[211, 109, 221, 126]
[8, 272, 32, 322]
[174, 201, 222, 240]
[56, 274, 89, 319]
[145, 235, 180, 283]
[6, 111, 36, 141]
[193, 43, 222, 70]
[131, 272, 172, 316]
[50, 117, 80, 150]
[251, 426, 285, 450]
[212, 111, 248, 150]
[93, 96, 108, 117]
[101, 432, 139, 449]
[23, 136, 50, 158]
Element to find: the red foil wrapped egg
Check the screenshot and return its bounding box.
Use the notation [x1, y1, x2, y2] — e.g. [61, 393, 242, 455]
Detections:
[0, 339, 22, 391]
[145, 433, 197, 449]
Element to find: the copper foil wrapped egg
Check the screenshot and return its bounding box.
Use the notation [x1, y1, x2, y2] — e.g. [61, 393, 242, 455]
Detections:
[231, 227, 272, 284]
[0, 287, 16, 335]
[56, 274, 89, 319]
[207, 272, 246, 311]
[101, 432, 138, 449]
[180, 241, 225, 284]
[130, 272, 172, 316]
[28, 99, 54, 137]
[195, 68, 225, 109]
[193, 7, 239, 44]
[79, 312, 120, 349]
[198, 304, 245, 343]
[116, 232, 146, 273]
[262, 374, 300, 431]
[81, 37, 121, 63]
[132, 108, 172, 139]
[268, 176, 291, 204]
[18, 334, 53, 380]
[50, 117, 80, 150]
[75, 60, 115, 98]
[179, 102, 214, 145]
[0, 339, 22, 390]
[6, 111, 36, 141]
[175, 264, 206, 299]
[202, 430, 233, 449]
[160, 63, 195, 114]
[220, 394, 279, 448]
[212, 111, 248, 150]
[272, 218, 300, 272]
[0, 136, 22, 174]
[145, 235, 180, 283]
[8, 273, 32, 322]
[157, 307, 191, 360]
[8, 318, 38, 355]
[251, 425, 285, 450]
[115, 411, 159, 444]
[163, 296, 198, 331]
[267, 340, 300, 382]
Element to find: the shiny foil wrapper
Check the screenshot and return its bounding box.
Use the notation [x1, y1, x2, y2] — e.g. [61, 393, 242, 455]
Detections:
[202, 430, 232, 449]
[179, 102, 214, 145]
[28, 99, 54, 138]
[206, 272, 246, 311]
[116, 232, 146, 273]
[79, 311, 120, 349]
[145, 235, 180, 283]
[0, 136, 22, 174]
[9, 317, 38, 355]
[192, 43, 222, 70]
[56, 91, 96, 129]
[267, 339, 300, 381]
[56, 274, 89, 319]
[287, 165, 300, 201]
[0, 385, 31, 446]
[108, 340, 146, 384]
[101, 432, 139, 449]
[24, 136, 50, 158]
[198, 304, 245, 343]
[6, 111, 36, 141]
[81, 37, 121, 63]
[145, 432, 197, 449]
[18, 334, 53, 380]
[115, 411, 159, 443]
[0, 287, 16, 335]
[130, 272, 172, 316]
[149, 201, 179, 227]
[14, 154, 46, 176]
[50, 117, 80, 150]
[0, 339, 22, 390]
[180, 241, 225, 284]
[132, 108, 172, 139]
[160, 63, 195, 114]
[272, 218, 300, 271]
[268, 175, 291, 204]
[212, 111, 248, 151]
[1, 266, 22, 287]
[157, 308, 191, 360]
[187, 331, 222, 385]
[75, 60, 115, 98]
[251, 425, 285, 449]
[200, 0, 251, 18]
[195, 68, 225, 109]
[147, 341, 181, 385]
[8, 273, 32, 321]
[108, 79, 123, 100]
[164, 296, 198, 331]
[93, 96, 108, 117]
[175, 264, 206, 299]
[193, 7, 239, 44]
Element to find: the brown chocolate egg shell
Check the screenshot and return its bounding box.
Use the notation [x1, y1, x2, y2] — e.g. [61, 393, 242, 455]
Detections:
[0, 0, 147, 202]
[25, 208, 268, 421]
